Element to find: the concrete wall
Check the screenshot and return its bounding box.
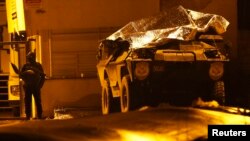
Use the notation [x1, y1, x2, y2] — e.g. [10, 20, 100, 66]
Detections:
[41, 78, 101, 117]
[24, 0, 160, 77]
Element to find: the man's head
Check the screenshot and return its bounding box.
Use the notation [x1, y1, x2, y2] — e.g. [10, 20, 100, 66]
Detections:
[26, 52, 36, 63]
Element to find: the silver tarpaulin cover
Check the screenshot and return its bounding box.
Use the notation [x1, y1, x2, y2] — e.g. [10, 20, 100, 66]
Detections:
[107, 5, 229, 48]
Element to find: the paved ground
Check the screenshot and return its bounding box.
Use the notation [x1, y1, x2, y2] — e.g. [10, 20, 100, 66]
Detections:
[0, 103, 249, 141]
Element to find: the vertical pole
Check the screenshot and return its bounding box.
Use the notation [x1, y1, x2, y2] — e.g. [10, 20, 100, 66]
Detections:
[32, 95, 36, 118]
[27, 37, 37, 118]
[18, 33, 26, 118]
[20, 82, 25, 118]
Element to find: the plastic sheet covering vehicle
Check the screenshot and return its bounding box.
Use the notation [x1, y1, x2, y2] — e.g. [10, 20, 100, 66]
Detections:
[96, 5, 230, 115]
[107, 5, 229, 48]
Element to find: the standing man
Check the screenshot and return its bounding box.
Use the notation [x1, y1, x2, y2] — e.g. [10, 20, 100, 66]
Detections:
[20, 51, 45, 120]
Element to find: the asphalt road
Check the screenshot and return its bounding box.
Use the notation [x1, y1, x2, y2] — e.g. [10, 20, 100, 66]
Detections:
[0, 104, 250, 141]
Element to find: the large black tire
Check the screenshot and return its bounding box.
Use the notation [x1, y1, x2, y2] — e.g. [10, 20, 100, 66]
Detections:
[120, 75, 136, 113]
[214, 81, 225, 105]
[101, 79, 119, 115]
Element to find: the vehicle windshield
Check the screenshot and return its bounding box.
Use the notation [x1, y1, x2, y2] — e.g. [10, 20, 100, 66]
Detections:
[107, 5, 229, 49]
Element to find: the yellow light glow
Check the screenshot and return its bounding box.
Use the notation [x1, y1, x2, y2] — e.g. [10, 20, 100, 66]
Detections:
[6, 0, 26, 34]
[198, 109, 250, 124]
[116, 129, 175, 141]
[16, 0, 26, 31]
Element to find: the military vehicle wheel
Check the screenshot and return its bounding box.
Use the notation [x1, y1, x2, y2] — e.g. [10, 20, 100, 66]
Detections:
[102, 79, 119, 115]
[120, 75, 135, 113]
[214, 81, 225, 105]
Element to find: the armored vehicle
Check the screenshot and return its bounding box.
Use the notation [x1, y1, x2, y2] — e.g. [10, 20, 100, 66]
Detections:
[96, 6, 230, 114]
